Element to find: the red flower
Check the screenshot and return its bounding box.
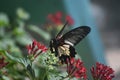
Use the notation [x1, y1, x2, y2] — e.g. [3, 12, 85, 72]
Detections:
[90, 62, 115, 80]
[47, 11, 74, 25]
[0, 57, 8, 69]
[66, 58, 87, 79]
[47, 11, 62, 25]
[66, 15, 74, 25]
[26, 40, 47, 58]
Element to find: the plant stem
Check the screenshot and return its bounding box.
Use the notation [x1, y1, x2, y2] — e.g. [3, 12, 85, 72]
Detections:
[60, 75, 70, 80]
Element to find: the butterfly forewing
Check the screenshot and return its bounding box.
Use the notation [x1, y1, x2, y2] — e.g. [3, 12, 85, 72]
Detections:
[61, 26, 91, 46]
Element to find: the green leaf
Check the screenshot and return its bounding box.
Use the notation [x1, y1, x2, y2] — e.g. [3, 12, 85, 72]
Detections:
[0, 50, 35, 79]
[0, 13, 9, 27]
[0, 38, 22, 57]
[15, 34, 32, 45]
[16, 8, 30, 20]
[38, 67, 47, 80]
[2, 75, 10, 80]
[0, 50, 29, 65]
[13, 25, 25, 36]
[0, 27, 5, 37]
[27, 64, 35, 79]
[0, 50, 22, 63]
[28, 25, 51, 41]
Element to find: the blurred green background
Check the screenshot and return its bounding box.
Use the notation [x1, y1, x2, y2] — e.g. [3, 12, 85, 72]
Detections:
[0, 0, 65, 24]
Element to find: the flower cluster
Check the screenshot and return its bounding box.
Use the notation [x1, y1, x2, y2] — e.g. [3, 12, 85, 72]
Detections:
[47, 11, 74, 25]
[66, 58, 87, 79]
[90, 62, 115, 80]
[26, 40, 47, 59]
[0, 57, 8, 69]
[26, 40, 115, 80]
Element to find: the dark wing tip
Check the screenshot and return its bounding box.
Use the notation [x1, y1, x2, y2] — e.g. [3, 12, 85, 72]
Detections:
[79, 26, 91, 33]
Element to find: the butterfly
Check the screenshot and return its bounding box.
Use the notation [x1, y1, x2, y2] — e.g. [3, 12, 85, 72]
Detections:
[49, 22, 91, 63]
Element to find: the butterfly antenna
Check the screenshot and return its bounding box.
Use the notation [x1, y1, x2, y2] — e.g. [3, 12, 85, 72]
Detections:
[56, 21, 68, 38]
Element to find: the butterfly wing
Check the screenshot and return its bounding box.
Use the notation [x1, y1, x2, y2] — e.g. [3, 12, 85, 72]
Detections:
[61, 26, 91, 46]
[50, 26, 91, 64]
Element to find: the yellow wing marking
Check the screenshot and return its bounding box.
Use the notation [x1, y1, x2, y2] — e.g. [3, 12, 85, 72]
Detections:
[58, 44, 70, 57]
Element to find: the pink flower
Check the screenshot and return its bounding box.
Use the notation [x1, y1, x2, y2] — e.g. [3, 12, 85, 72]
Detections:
[47, 11, 74, 25]
[66, 58, 87, 79]
[0, 57, 8, 69]
[26, 40, 47, 58]
[90, 62, 115, 80]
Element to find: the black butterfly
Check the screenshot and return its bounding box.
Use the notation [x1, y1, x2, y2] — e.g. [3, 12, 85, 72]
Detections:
[49, 22, 91, 63]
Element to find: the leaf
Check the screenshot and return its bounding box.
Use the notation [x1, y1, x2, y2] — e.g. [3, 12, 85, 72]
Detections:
[28, 25, 51, 41]
[2, 75, 10, 80]
[27, 64, 35, 79]
[0, 50, 29, 66]
[0, 38, 22, 57]
[38, 67, 48, 80]
[0, 50, 36, 79]
[16, 8, 30, 20]
[0, 50, 21, 63]
[0, 13, 9, 27]
[15, 34, 32, 45]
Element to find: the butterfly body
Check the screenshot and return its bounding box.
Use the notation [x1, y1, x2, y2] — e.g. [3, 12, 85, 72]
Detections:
[49, 23, 91, 63]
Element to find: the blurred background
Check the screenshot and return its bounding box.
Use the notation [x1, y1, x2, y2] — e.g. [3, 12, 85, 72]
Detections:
[0, 0, 120, 79]
[91, 0, 120, 79]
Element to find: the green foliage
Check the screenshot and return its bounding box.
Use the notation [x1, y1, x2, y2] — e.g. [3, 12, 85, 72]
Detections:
[16, 8, 30, 20]
[0, 8, 53, 55]
[29, 25, 51, 41]
[0, 8, 31, 56]
[0, 49, 69, 80]
[0, 8, 70, 80]
[0, 13, 9, 27]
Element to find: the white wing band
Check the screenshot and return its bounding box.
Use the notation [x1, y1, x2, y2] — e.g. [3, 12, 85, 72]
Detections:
[64, 40, 74, 46]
